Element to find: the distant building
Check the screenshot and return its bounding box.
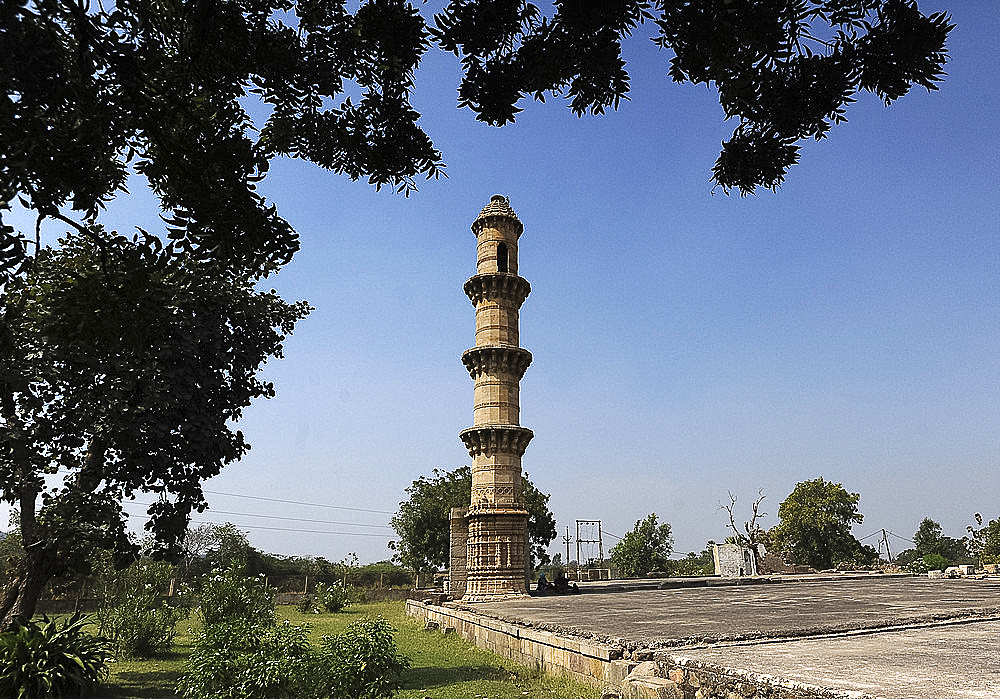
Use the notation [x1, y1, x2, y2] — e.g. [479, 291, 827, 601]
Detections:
[714, 543, 758, 577]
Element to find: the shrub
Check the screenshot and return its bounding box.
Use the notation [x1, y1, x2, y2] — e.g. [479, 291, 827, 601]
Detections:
[198, 565, 274, 627]
[922, 553, 950, 571]
[296, 593, 316, 614]
[177, 619, 317, 699]
[318, 616, 410, 699]
[177, 613, 409, 699]
[98, 598, 186, 659]
[905, 556, 929, 574]
[95, 557, 189, 657]
[299, 581, 354, 614]
[0, 613, 110, 699]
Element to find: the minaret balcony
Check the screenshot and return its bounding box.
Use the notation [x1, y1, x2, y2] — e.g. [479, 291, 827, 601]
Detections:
[461, 345, 533, 380]
[459, 425, 534, 457]
[464, 273, 530, 308]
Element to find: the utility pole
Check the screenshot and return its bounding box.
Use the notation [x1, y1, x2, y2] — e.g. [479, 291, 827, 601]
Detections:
[881, 529, 892, 562]
[576, 520, 603, 565]
[563, 527, 571, 564]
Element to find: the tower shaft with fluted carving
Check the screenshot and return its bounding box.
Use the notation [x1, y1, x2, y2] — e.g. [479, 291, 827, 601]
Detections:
[459, 195, 533, 601]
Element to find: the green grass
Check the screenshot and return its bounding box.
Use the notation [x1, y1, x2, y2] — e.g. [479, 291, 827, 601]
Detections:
[97, 602, 600, 699]
[101, 619, 198, 699]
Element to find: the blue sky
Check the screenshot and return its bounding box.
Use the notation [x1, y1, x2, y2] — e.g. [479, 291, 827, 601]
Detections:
[7, 2, 998, 565]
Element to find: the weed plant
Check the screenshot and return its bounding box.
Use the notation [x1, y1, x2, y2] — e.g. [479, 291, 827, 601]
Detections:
[95, 557, 191, 658]
[297, 580, 354, 614]
[176, 619, 315, 699]
[282, 603, 600, 699]
[0, 613, 111, 699]
[317, 616, 410, 699]
[197, 565, 274, 627]
[101, 602, 600, 699]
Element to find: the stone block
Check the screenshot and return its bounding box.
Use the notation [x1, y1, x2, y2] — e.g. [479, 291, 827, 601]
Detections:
[622, 677, 682, 699]
[627, 661, 661, 679]
[607, 660, 638, 685]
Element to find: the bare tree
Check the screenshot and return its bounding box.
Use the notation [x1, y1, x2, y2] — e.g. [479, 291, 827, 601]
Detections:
[722, 489, 768, 568]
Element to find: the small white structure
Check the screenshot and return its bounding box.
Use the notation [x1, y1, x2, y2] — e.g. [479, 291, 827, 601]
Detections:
[713, 543, 758, 577]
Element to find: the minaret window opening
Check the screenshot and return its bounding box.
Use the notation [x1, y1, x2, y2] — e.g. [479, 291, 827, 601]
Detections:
[497, 242, 508, 273]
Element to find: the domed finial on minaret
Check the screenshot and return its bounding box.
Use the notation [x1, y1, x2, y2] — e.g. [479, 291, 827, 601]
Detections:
[453, 195, 533, 602]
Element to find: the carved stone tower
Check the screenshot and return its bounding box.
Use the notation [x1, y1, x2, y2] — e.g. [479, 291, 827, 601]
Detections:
[459, 195, 533, 601]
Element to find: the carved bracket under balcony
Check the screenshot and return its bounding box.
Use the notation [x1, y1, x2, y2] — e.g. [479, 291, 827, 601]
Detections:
[459, 425, 534, 457]
[462, 345, 533, 380]
[464, 274, 530, 308]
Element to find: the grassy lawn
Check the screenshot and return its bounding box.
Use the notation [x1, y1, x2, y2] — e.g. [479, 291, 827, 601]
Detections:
[100, 601, 600, 699]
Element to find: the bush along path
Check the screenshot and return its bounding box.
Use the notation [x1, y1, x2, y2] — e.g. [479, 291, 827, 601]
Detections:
[175, 567, 409, 699]
[4, 594, 598, 698]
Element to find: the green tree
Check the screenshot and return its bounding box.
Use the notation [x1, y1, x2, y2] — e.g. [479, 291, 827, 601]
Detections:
[389, 466, 557, 572]
[769, 477, 871, 570]
[175, 523, 253, 583]
[666, 544, 715, 577]
[913, 517, 943, 556]
[609, 513, 674, 578]
[0, 232, 310, 629]
[913, 518, 968, 565]
[967, 514, 1000, 566]
[1, 1, 955, 287]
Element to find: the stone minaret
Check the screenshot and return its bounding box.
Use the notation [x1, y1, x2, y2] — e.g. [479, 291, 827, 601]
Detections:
[459, 195, 533, 601]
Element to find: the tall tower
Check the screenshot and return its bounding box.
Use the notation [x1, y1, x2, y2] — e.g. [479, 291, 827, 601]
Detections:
[459, 195, 533, 601]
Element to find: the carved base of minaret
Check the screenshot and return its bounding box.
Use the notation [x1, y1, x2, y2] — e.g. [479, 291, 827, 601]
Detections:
[462, 509, 530, 601]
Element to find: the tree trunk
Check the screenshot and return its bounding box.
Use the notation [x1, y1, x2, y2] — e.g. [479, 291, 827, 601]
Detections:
[0, 549, 56, 631]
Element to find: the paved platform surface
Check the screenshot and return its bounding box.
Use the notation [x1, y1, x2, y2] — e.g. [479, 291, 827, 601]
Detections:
[672, 619, 1000, 699]
[461, 576, 1000, 698]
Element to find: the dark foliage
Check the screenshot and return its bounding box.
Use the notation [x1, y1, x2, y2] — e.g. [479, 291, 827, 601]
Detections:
[769, 477, 875, 570]
[1, 0, 446, 284]
[1, 1, 954, 286]
[0, 233, 310, 628]
[911, 517, 969, 565]
[967, 513, 1000, 566]
[432, 0, 952, 194]
[390, 465, 557, 572]
[609, 513, 674, 577]
[0, 613, 111, 698]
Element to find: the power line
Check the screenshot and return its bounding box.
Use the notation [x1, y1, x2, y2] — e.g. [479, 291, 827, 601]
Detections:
[122, 502, 392, 530]
[202, 509, 392, 529]
[203, 489, 394, 515]
[185, 519, 393, 537]
[125, 512, 395, 538]
[7, 481, 396, 516]
[885, 530, 915, 544]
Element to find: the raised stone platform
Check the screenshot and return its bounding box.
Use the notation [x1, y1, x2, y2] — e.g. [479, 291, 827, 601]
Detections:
[406, 575, 1000, 698]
